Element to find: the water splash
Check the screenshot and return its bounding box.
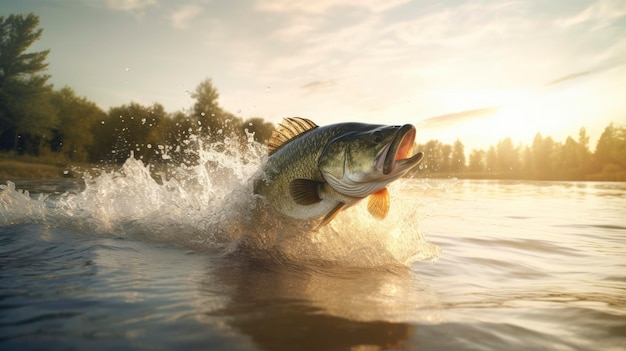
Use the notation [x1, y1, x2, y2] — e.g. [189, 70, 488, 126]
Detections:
[0, 135, 439, 267]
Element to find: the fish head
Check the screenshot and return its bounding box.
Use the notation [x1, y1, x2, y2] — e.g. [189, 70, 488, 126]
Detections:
[319, 123, 424, 198]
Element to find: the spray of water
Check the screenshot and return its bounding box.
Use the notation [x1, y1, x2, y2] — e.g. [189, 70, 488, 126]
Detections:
[0, 132, 440, 267]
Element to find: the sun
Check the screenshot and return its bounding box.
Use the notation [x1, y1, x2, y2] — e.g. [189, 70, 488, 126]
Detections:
[487, 80, 604, 147]
[416, 81, 606, 152]
[486, 92, 545, 143]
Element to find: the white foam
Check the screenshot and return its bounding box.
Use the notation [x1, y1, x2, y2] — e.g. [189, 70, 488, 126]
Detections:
[0, 134, 440, 267]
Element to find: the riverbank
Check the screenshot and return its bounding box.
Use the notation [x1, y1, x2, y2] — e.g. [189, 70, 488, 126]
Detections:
[0, 153, 82, 181]
[0, 159, 68, 180]
[417, 171, 626, 182]
[2, 154, 625, 183]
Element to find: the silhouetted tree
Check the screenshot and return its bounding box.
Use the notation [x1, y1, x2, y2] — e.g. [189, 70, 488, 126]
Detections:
[594, 123, 626, 172]
[558, 136, 583, 179]
[486, 146, 497, 172]
[450, 139, 466, 172]
[417, 140, 444, 172]
[468, 149, 485, 172]
[530, 133, 559, 179]
[577, 127, 592, 174]
[495, 137, 519, 174]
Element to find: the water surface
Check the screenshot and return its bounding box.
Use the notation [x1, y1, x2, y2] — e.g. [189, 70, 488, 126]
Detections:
[1, 150, 625, 350]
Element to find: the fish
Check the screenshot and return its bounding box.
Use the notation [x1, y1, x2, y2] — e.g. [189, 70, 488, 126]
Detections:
[252, 117, 424, 228]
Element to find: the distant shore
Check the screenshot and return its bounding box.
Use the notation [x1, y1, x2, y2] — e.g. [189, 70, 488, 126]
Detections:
[416, 171, 626, 182]
[2, 154, 625, 183]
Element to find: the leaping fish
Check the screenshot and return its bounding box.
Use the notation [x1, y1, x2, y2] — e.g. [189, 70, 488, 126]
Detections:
[253, 117, 424, 227]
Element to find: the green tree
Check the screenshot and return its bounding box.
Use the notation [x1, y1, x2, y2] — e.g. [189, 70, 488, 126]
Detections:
[242, 117, 274, 144]
[50, 87, 105, 161]
[191, 78, 239, 136]
[0, 13, 56, 153]
[93, 102, 170, 163]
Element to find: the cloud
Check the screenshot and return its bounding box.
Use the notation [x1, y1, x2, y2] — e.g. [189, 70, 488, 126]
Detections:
[546, 70, 595, 86]
[419, 107, 498, 129]
[255, 0, 409, 14]
[547, 61, 626, 86]
[383, 1, 524, 49]
[107, 0, 157, 12]
[554, 0, 626, 29]
[301, 80, 338, 94]
[170, 4, 204, 29]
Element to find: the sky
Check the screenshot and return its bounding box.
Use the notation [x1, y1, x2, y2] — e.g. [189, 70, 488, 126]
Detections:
[3, 0, 626, 151]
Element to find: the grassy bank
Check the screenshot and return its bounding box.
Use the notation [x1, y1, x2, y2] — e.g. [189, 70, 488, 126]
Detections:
[0, 159, 66, 180]
[0, 153, 78, 181]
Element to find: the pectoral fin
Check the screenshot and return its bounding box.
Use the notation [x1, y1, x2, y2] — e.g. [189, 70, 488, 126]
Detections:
[289, 179, 323, 205]
[367, 188, 390, 220]
[317, 202, 347, 229]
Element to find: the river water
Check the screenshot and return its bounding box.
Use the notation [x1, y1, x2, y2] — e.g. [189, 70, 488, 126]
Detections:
[1, 142, 625, 350]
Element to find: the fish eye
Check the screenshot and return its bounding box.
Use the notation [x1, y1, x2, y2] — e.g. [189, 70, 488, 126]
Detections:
[371, 131, 383, 143]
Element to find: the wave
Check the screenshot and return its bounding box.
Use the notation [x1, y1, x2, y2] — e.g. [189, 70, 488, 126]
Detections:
[0, 135, 440, 268]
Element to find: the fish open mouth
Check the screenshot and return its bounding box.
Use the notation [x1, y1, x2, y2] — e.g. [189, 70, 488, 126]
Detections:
[382, 124, 424, 175]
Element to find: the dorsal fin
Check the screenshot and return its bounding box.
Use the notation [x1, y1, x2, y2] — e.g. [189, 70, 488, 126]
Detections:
[268, 117, 318, 156]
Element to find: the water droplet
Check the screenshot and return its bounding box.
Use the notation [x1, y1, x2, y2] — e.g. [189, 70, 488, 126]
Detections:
[147, 144, 152, 149]
[248, 122, 253, 126]
[101, 121, 105, 124]
[141, 118, 146, 124]
[125, 67, 130, 72]
[236, 109, 241, 114]
[201, 112, 205, 116]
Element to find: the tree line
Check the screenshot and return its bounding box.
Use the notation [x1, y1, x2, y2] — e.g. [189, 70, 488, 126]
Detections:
[413, 124, 626, 181]
[0, 13, 274, 165]
[2, 13, 625, 181]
